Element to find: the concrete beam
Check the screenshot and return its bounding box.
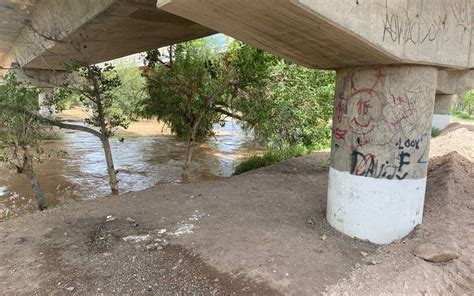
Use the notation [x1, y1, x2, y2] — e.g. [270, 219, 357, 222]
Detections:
[158, 0, 474, 70]
[11, 68, 71, 89]
[2, 0, 215, 70]
[437, 69, 474, 95]
[2, 0, 117, 69]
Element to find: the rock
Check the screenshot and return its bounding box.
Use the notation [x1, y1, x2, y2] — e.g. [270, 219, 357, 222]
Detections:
[156, 229, 167, 236]
[368, 260, 378, 265]
[146, 244, 158, 251]
[414, 243, 458, 263]
[122, 234, 151, 243]
[320, 235, 327, 241]
[66, 287, 75, 292]
[126, 217, 139, 227]
[307, 220, 315, 225]
[105, 215, 117, 223]
[360, 251, 368, 257]
[146, 243, 164, 251]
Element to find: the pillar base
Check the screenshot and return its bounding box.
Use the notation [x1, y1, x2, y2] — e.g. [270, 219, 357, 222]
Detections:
[327, 168, 426, 244]
[432, 114, 451, 130]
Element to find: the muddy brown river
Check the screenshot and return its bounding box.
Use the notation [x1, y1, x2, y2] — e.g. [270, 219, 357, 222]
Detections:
[0, 120, 258, 218]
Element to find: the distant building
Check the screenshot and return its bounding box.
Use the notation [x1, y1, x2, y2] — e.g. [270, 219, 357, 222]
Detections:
[98, 34, 233, 69]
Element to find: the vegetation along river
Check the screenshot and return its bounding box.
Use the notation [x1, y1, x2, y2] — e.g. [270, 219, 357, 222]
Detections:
[0, 118, 258, 219]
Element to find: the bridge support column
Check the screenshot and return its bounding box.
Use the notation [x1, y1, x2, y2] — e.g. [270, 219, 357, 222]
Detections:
[432, 94, 453, 130]
[327, 65, 437, 244]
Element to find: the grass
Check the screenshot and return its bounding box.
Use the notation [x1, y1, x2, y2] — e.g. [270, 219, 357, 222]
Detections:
[451, 115, 474, 125]
[431, 127, 441, 138]
[234, 143, 328, 175]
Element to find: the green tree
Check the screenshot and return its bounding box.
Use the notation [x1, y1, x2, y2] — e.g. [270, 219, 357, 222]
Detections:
[44, 63, 129, 195]
[461, 90, 474, 116]
[229, 43, 335, 148]
[0, 73, 48, 210]
[143, 40, 239, 177]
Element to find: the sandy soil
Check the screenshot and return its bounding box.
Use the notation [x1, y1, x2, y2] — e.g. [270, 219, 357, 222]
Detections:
[60, 108, 172, 137]
[0, 127, 473, 295]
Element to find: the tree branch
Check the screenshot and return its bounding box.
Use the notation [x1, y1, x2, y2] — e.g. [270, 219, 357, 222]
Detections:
[0, 104, 103, 138]
[213, 107, 242, 120]
[34, 114, 103, 138]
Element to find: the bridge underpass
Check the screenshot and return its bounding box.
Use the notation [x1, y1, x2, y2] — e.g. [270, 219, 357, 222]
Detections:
[1, 0, 474, 244]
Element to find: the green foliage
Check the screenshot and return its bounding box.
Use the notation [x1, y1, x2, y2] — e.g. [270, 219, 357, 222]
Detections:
[228, 42, 335, 148]
[112, 63, 148, 117]
[0, 73, 43, 167]
[234, 145, 320, 175]
[45, 63, 130, 137]
[431, 127, 441, 138]
[143, 40, 229, 139]
[455, 90, 474, 117]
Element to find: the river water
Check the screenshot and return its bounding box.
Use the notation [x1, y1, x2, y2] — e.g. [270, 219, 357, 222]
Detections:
[0, 120, 258, 218]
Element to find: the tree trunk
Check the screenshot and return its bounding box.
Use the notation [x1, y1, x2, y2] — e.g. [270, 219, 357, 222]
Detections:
[100, 137, 119, 195]
[182, 132, 195, 179]
[23, 149, 47, 211]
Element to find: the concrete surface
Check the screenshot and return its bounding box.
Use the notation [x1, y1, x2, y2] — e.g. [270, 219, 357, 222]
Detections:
[0, 0, 214, 70]
[328, 65, 437, 243]
[433, 94, 453, 129]
[432, 114, 452, 130]
[158, 0, 474, 69]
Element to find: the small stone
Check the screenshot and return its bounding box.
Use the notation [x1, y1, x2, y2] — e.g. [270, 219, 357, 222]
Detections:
[307, 220, 315, 225]
[126, 217, 139, 227]
[320, 235, 327, 241]
[146, 243, 164, 251]
[122, 234, 151, 243]
[189, 195, 195, 199]
[146, 244, 158, 251]
[414, 243, 458, 263]
[156, 229, 167, 236]
[368, 260, 378, 265]
[105, 215, 117, 223]
[66, 287, 75, 292]
[360, 251, 368, 257]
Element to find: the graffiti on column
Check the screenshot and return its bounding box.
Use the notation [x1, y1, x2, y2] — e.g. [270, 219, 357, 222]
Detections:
[333, 68, 434, 180]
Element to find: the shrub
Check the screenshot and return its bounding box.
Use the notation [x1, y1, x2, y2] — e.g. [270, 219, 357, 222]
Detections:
[431, 127, 441, 138]
[234, 144, 327, 175]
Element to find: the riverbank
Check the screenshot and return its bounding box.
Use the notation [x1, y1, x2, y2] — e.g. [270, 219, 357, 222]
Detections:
[0, 126, 473, 294]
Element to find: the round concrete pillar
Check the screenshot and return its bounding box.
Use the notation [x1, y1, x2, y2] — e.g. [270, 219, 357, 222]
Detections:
[432, 94, 453, 130]
[327, 66, 437, 244]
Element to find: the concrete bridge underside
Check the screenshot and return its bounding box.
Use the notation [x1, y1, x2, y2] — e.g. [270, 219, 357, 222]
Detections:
[2, 0, 474, 244]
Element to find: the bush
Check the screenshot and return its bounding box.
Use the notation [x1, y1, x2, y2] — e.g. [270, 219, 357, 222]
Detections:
[458, 111, 470, 119]
[431, 127, 441, 138]
[234, 144, 327, 175]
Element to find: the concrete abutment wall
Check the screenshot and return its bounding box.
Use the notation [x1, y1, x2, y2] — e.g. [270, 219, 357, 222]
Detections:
[327, 65, 437, 244]
[433, 94, 454, 130]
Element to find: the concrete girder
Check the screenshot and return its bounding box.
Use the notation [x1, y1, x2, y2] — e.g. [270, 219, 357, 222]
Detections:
[1, 0, 215, 70]
[437, 69, 474, 95]
[157, 0, 474, 70]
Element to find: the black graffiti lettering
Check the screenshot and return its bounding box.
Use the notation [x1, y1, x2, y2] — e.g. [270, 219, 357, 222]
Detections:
[351, 150, 410, 180]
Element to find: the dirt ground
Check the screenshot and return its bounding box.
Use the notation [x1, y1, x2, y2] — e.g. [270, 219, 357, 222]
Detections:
[0, 127, 473, 295]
